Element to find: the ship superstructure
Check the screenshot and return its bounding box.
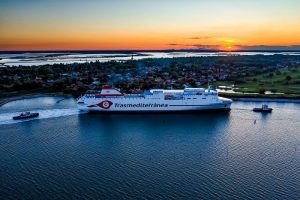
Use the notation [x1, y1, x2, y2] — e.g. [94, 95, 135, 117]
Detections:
[77, 86, 232, 112]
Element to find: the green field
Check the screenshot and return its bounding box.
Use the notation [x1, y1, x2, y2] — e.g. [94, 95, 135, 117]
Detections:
[217, 68, 300, 95]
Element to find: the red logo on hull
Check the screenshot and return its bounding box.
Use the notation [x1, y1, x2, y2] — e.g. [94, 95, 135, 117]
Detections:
[88, 100, 113, 109]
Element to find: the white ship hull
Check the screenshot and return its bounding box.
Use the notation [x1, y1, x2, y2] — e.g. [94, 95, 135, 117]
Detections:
[77, 87, 232, 113]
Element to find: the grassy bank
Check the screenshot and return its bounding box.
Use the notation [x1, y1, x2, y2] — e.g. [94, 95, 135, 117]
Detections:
[219, 92, 300, 99]
[217, 68, 300, 95]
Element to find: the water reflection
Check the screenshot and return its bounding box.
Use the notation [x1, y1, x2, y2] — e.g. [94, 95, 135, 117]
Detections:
[1, 102, 300, 199]
[78, 112, 230, 137]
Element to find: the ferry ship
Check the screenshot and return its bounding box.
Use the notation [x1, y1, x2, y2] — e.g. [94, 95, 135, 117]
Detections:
[77, 86, 232, 112]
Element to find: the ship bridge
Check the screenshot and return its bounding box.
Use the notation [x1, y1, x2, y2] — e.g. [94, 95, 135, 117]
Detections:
[82, 87, 218, 100]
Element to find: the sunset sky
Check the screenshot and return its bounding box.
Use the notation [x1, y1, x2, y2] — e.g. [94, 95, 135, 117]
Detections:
[1, 0, 300, 51]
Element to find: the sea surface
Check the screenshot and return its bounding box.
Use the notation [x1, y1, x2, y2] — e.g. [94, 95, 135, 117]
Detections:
[1, 51, 300, 66]
[0, 97, 300, 200]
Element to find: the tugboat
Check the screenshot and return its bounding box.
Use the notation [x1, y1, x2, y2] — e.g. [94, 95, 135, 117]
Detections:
[13, 112, 39, 120]
[253, 104, 273, 113]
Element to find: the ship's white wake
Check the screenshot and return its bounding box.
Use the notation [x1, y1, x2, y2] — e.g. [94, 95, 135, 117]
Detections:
[0, 108, 85, 125]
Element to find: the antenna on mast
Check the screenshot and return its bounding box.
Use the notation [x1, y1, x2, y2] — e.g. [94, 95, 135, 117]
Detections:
[207, 71, 212, 91]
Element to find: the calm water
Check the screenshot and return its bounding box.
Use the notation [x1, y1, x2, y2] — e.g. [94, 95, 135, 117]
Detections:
[0, 97, 299, 199]
[1, 51, 300, 66]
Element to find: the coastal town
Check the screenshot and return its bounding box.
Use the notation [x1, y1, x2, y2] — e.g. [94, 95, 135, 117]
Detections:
[2, 1, 300, 199]
[1, 54, 300, 99]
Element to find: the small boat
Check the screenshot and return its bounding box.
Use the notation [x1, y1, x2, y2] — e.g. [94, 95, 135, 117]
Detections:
[253, 104, 273, 113]
[13, 112, 39, 120]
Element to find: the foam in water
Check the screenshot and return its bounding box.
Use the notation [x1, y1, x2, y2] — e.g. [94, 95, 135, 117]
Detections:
[0, 108, 85, 125]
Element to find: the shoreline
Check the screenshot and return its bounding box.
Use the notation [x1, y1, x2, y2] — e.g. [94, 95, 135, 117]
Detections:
[0, 93, 73, 107]
[221, 93, 300, 103]
[1, 92, 300, 107]
[232, 98, 300, 103]
[219, 92, 300, 100]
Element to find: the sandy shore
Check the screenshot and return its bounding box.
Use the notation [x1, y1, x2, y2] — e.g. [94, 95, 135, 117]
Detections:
[232, 98, 300, 103]
[0, 93, 73, 107]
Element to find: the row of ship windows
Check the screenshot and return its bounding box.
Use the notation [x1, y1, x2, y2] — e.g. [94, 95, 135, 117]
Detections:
[188, 98, 208, 100]
[84, 94, 215, 97]
[84, 96, 210, 99]
[84, 96, 216, 100]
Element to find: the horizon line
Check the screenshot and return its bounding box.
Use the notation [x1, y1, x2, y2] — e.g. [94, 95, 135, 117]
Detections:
[1, 49, 300, 54]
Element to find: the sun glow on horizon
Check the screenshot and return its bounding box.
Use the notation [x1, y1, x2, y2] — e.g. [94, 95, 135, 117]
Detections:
[1, 0, 300, 51]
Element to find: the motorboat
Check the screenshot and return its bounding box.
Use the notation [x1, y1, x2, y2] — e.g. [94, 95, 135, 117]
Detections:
[253, 104, 273, 112]
[13, 112, 39, 120]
